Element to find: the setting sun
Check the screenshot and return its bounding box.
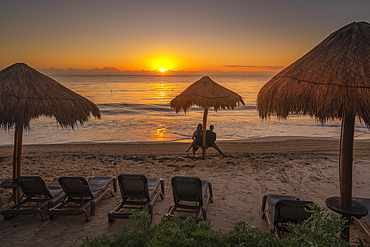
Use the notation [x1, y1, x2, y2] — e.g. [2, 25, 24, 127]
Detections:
[129, 55, 198, 72]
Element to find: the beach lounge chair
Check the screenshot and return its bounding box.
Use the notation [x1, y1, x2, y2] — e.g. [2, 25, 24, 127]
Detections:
[261, 194, 314, 239]
[164, 176, 213, 221]
[0, 176, 64, 221]
[48, 176, 117, 222]
[353, 197, 370, 237]
[0, 178, 11, 199]
[107, 174, 165, 222]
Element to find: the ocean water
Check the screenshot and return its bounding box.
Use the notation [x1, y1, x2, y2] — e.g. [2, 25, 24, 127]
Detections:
[1, 75, 369, 145]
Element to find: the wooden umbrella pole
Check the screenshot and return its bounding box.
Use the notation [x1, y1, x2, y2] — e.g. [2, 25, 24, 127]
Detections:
[340, 108, 355, 241]
[202, 108, 208, 160]
[12, 124, 23, 203]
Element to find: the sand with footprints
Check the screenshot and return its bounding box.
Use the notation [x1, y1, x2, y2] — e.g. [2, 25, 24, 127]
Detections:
[0, 138, 370, 246]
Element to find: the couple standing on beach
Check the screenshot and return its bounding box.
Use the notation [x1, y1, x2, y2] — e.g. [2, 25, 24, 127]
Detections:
[186, 124, 225, 157]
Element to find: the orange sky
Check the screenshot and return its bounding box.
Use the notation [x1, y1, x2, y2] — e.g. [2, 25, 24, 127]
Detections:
[1, 1, 369, 75]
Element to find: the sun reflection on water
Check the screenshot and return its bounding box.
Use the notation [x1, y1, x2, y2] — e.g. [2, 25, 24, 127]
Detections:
[154, 126, 166, 141]
[154, 83, 168, 102]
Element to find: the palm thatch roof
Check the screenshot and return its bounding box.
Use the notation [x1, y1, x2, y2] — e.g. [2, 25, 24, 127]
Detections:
[257, 21, 370, 127]
[170, 76, 245, 112]
[0, 63, 101, 128]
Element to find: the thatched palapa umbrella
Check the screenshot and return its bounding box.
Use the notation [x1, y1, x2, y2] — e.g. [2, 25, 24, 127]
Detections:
[257, 22, 370, 240]
[0, 63, 100, 202]
[171, 76, 244, 159]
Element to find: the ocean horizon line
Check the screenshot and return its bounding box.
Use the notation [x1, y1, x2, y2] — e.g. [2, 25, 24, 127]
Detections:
[46, 73, 276, 77]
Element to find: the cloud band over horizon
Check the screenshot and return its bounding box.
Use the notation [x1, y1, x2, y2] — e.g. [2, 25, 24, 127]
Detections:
[25, 65, 284, 76]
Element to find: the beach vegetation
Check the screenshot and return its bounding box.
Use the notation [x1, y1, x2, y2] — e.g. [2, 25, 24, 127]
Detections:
[81, 204, 361, 247]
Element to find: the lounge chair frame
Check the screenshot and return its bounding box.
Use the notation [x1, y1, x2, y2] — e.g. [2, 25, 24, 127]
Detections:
[48, 176, 117, 222]
[165, 176, 213, 221]
[108, 174, 165, 222]
[1, 176, 64, 221]
[261, 194, 313, 239]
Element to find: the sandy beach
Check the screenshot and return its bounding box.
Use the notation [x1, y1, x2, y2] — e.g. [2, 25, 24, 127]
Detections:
[1, 138, 370, 246]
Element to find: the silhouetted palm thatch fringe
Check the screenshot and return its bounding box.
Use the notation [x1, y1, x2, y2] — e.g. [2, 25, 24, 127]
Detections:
[257, 22, 370, 127]
[0, 63, 101, 129]
[170, 76, 245, 112]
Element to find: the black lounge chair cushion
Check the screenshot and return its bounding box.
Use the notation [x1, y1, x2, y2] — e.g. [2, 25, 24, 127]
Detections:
[261, 194, 314, 239]
[1, 176, 64, 220]
[16, 176, 63, 198]
[118, 174, 162, 201]
[46, 179, 64, 198]
[262, 194, 313, 223]
[165, 176, 213, 221]
[148, 179, 161, 198]
[118, 174, 150, 198]
[58, 176, 114, 198]
[49, 176, 116, 221]
[172, 176, 203, 203]
[108, 174, 164, 222]
[89, 177, 115, 197]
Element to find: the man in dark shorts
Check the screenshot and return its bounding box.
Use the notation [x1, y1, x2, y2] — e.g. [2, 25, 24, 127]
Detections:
[206, 125, 225, 157]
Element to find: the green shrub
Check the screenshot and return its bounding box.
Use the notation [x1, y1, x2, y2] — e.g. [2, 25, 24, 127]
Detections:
[279, 203, 349, 247]
[81, 205, 360, 247]
[224, 221, 276, 247]
[150, 217, 224, 246]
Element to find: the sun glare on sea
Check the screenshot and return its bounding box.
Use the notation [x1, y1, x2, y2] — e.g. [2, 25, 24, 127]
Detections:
[158, 68, 167, 72]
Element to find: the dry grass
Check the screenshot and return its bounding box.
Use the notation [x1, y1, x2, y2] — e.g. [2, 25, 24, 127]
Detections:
[0, 63, 100, 128]
[257, 22, 370, 127]
[170, 76, 245, 112]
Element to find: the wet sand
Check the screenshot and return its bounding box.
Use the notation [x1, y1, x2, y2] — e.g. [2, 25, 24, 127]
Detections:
[0, 138, 370, 246]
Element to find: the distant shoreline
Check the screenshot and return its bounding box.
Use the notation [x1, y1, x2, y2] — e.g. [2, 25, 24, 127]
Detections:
[1, 137, 370, 158]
